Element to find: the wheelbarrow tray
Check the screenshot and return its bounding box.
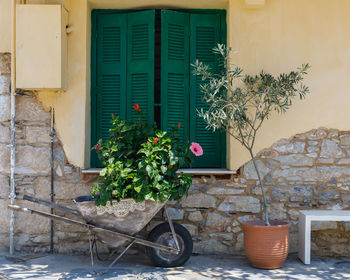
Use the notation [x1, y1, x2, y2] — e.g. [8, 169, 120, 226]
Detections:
[74, 196, 166, 248]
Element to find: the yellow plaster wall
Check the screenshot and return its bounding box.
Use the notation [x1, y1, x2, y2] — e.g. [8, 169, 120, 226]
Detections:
[0, 0, 12, 52]
[227, 0, 350, 169]
[36, 0, 90, 167]
[1, 0, 350, 169]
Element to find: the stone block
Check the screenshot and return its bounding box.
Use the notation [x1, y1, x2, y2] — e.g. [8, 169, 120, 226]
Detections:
[0, 94, 10, 121]
[317, 158, 334, 164]
[278, 154, 314, 167]
[209, 233, 233, 241]
[26, 126, 50, 143]
[188, 211, 203, 222]
[0, 54, 11, 74]
[330, 244, 350, 256]
[0, 174, 9, 198]
[0, 124, 10, 143]
[289, 232, 298, 253]
[337, 158, 350, 165]
[54, 182, 91, 200]
[193, 239, 231, 254]
[237, 215, 257, 223]
[305, 128, 327, 140]
[0, 199, 10, 233]
[340, 135, 350, 146]
[272, 166, 350, 182]
[307, 146, 319, 153]
[243, 160, 269, 180]
[181, 224, 198, 236]
[288, 209, 300, 220]
[218, 196, 260, 213]
[273, 141, 305, 154]
[32, 235, 50, 243]
[206, 213, 231, 231]
[0, 75, 10, 94]
[0, 144, 10, 173]
[16, 95, 50, 122]
[235, 232, 244, 251]
[181, 193, 216, 208]
[166, 208, 184, 220]
[268, 203, 287, 220]
[320, 191, 339, 200]
[16, 146, 50, 175]
[308, 141, 319, 146]
[32, 176, 51, 198]
[320, 139, 344, 158]
[312, 221, 338, 231]
[207, 187, 244, 195]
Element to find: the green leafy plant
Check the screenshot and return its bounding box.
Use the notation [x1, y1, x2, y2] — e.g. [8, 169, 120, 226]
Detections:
[91, 107, 202, 206]
[192, 44, 310, 225]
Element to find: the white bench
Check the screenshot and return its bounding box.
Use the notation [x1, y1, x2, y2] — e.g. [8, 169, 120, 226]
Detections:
[298, 210, 350, 264]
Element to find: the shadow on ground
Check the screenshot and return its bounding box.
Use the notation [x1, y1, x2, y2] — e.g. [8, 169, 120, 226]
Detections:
[1, 251, 350, 280]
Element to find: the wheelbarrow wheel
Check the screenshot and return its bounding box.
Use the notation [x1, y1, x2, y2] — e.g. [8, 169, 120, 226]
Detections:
[147, 222, 193, 267]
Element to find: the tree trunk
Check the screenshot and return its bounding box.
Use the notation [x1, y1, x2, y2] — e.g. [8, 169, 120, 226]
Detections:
[248, 149, 270, 226]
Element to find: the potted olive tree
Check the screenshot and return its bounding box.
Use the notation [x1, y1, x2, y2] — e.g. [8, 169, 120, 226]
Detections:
[193, 44, 310, 269]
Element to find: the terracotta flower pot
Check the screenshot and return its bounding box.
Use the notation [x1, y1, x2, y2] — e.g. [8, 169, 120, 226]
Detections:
[241, 220, 291, 269]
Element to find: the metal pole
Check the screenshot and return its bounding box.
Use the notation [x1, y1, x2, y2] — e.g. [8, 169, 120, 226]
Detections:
[9, 0, 17, 256]
[50, 108, 55, 253]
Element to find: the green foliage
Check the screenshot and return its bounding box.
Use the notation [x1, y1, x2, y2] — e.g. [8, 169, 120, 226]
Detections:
[91, 115, 193, 206]
[192, 44, 310, 150]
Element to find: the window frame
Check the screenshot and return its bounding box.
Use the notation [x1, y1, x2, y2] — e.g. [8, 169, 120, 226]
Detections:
[91, 9, 227, 168]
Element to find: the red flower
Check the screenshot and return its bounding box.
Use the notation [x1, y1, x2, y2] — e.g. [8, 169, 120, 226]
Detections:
[153, 137, 159, 144]
[133, 104, 140, 112]
[94, 144, 100, 150]
[111, 113, 115, 119]
[178, 122, 181, 128]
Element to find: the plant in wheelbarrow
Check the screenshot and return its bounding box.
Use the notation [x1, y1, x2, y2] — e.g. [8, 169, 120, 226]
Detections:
[77, 107, 203, 268]
[193, 44, 310, 269]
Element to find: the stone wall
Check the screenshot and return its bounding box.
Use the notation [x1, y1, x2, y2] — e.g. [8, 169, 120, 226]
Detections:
[170, 128, 350, 255]
[1, 52, 350, 256]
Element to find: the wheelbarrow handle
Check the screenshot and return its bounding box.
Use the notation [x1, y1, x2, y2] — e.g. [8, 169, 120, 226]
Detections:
[8, 204, 180, 254]
[22, 194, 81, 217]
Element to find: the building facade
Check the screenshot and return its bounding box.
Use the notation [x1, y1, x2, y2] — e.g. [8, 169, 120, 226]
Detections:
[0, 0, 350, 256]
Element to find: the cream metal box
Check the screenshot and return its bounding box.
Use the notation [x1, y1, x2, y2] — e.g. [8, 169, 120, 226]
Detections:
[16, 4, 67, 90]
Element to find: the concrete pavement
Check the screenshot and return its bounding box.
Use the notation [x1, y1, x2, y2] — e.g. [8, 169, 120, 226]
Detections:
[1, 251, 350, 280]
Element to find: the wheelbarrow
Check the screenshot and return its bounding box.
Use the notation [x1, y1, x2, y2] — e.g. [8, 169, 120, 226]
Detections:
[8, 194, 193, 274]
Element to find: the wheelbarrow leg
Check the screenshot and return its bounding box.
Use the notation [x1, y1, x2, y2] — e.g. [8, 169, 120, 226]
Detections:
[102, 240, 136, 274]
[87, 225, 136, 275]
[87, 227, 96, 273]
[164, 205, 180, 250]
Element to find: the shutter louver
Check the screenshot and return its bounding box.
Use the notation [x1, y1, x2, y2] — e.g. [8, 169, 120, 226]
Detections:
[161, 10, 190, 145]
[96, 14, 127, 142]
[190, 14, 224, 167]
[126, 10, 155, 123]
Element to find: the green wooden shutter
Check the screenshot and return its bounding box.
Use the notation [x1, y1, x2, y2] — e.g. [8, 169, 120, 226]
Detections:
[189, 13, 224, 167]
[92, 13, 127, 167]
[161, 10, 190, 145]
[126, 10, 155, 122]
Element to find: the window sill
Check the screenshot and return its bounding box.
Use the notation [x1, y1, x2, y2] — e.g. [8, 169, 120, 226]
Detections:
[82, 168, 236, 175]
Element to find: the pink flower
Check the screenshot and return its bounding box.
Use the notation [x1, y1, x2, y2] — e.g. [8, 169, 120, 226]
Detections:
[190, 142, 203, 156]
[153, 137, 159, 144]
[94, 144, 100, 150]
